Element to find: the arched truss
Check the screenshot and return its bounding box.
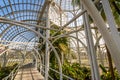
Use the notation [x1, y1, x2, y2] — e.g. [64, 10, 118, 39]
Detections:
[1, 0, 120, 80]
[0, 0, 45, 51]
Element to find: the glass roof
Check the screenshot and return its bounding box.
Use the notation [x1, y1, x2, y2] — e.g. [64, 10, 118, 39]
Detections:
[0, 0, 84, 50]
[0, 0, 45, 50]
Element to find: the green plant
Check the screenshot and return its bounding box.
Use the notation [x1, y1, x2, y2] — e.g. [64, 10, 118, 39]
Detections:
[49, 62, 91, 80]
[0, 63, 18, 79]
[100, 64, 120, 80]
[47, 24, 92, 80]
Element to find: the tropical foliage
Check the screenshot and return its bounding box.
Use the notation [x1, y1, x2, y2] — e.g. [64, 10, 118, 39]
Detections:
[72, 0, 120, 26]
[109, 0, 120, 26]
[48, 24, 83, 79]
[49, 62, 91, 80]
[100, 64, 120, 80]
[42, 0, 120, 79]
[0, 63, 17, 79]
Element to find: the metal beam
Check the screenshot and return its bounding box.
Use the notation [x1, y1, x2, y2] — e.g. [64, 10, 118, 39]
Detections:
[37, 0, 50, 25]
[83, 12, 100, 80]
[81, 0, 120, 74]
[0, 17, 57, 30]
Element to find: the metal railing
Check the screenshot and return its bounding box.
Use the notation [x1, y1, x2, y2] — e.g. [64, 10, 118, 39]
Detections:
[40, 64, 74, 80]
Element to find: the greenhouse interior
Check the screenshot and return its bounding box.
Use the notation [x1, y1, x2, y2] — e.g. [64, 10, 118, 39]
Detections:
[0, 0, 120, 80]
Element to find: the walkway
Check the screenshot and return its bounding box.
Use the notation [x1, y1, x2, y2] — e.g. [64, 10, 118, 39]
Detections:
[14, 63, 44, 80]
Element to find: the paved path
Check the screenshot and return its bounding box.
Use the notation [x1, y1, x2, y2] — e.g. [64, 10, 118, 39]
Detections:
[14, 63, 44, 80]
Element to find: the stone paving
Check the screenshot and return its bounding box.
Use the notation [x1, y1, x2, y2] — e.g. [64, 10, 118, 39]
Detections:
[14, 63, 44, 80]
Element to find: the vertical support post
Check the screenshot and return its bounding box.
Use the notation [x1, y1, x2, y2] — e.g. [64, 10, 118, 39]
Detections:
[59, 0, 64, 65]
[98, 45, 104, 66]
[83, 12, 100, 80]
[45, 1, 50, 80]
[74, 19, 81, 64]
[32, 52, 37, 67]
[72, 0, 81, 64]
[81, 0, 120, 74]
[101, 0, 120, 52]
[1, 52, 7, 67]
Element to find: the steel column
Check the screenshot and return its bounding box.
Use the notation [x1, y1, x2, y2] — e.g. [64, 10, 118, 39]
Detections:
[83, 12, 100, 80]
[45, 2, 50, 80]
[81, 0, 120, 74]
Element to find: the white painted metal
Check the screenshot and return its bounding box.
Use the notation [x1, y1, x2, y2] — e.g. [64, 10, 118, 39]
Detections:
[0, 16, 63, 79]
[81, 0, 120, 74]
[83, 12, 100, 80]
[101, 0, 120, 51]
[0, 17, 56, 30]
[1, 52, 7, 67]
[73, 10, 81, 64]
[101, 0, 120, 42]
[45, 2, 50, 80]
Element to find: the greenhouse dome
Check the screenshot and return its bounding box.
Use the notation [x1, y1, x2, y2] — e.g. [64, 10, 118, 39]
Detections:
[0, 0, 120, 80]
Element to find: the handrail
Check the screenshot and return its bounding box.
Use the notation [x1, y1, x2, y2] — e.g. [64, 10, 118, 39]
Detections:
[2, 59, 24, 80]
[40, 64, 74, 80]
[40, 69, 54, 80]
[2, 64, 20, 80]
